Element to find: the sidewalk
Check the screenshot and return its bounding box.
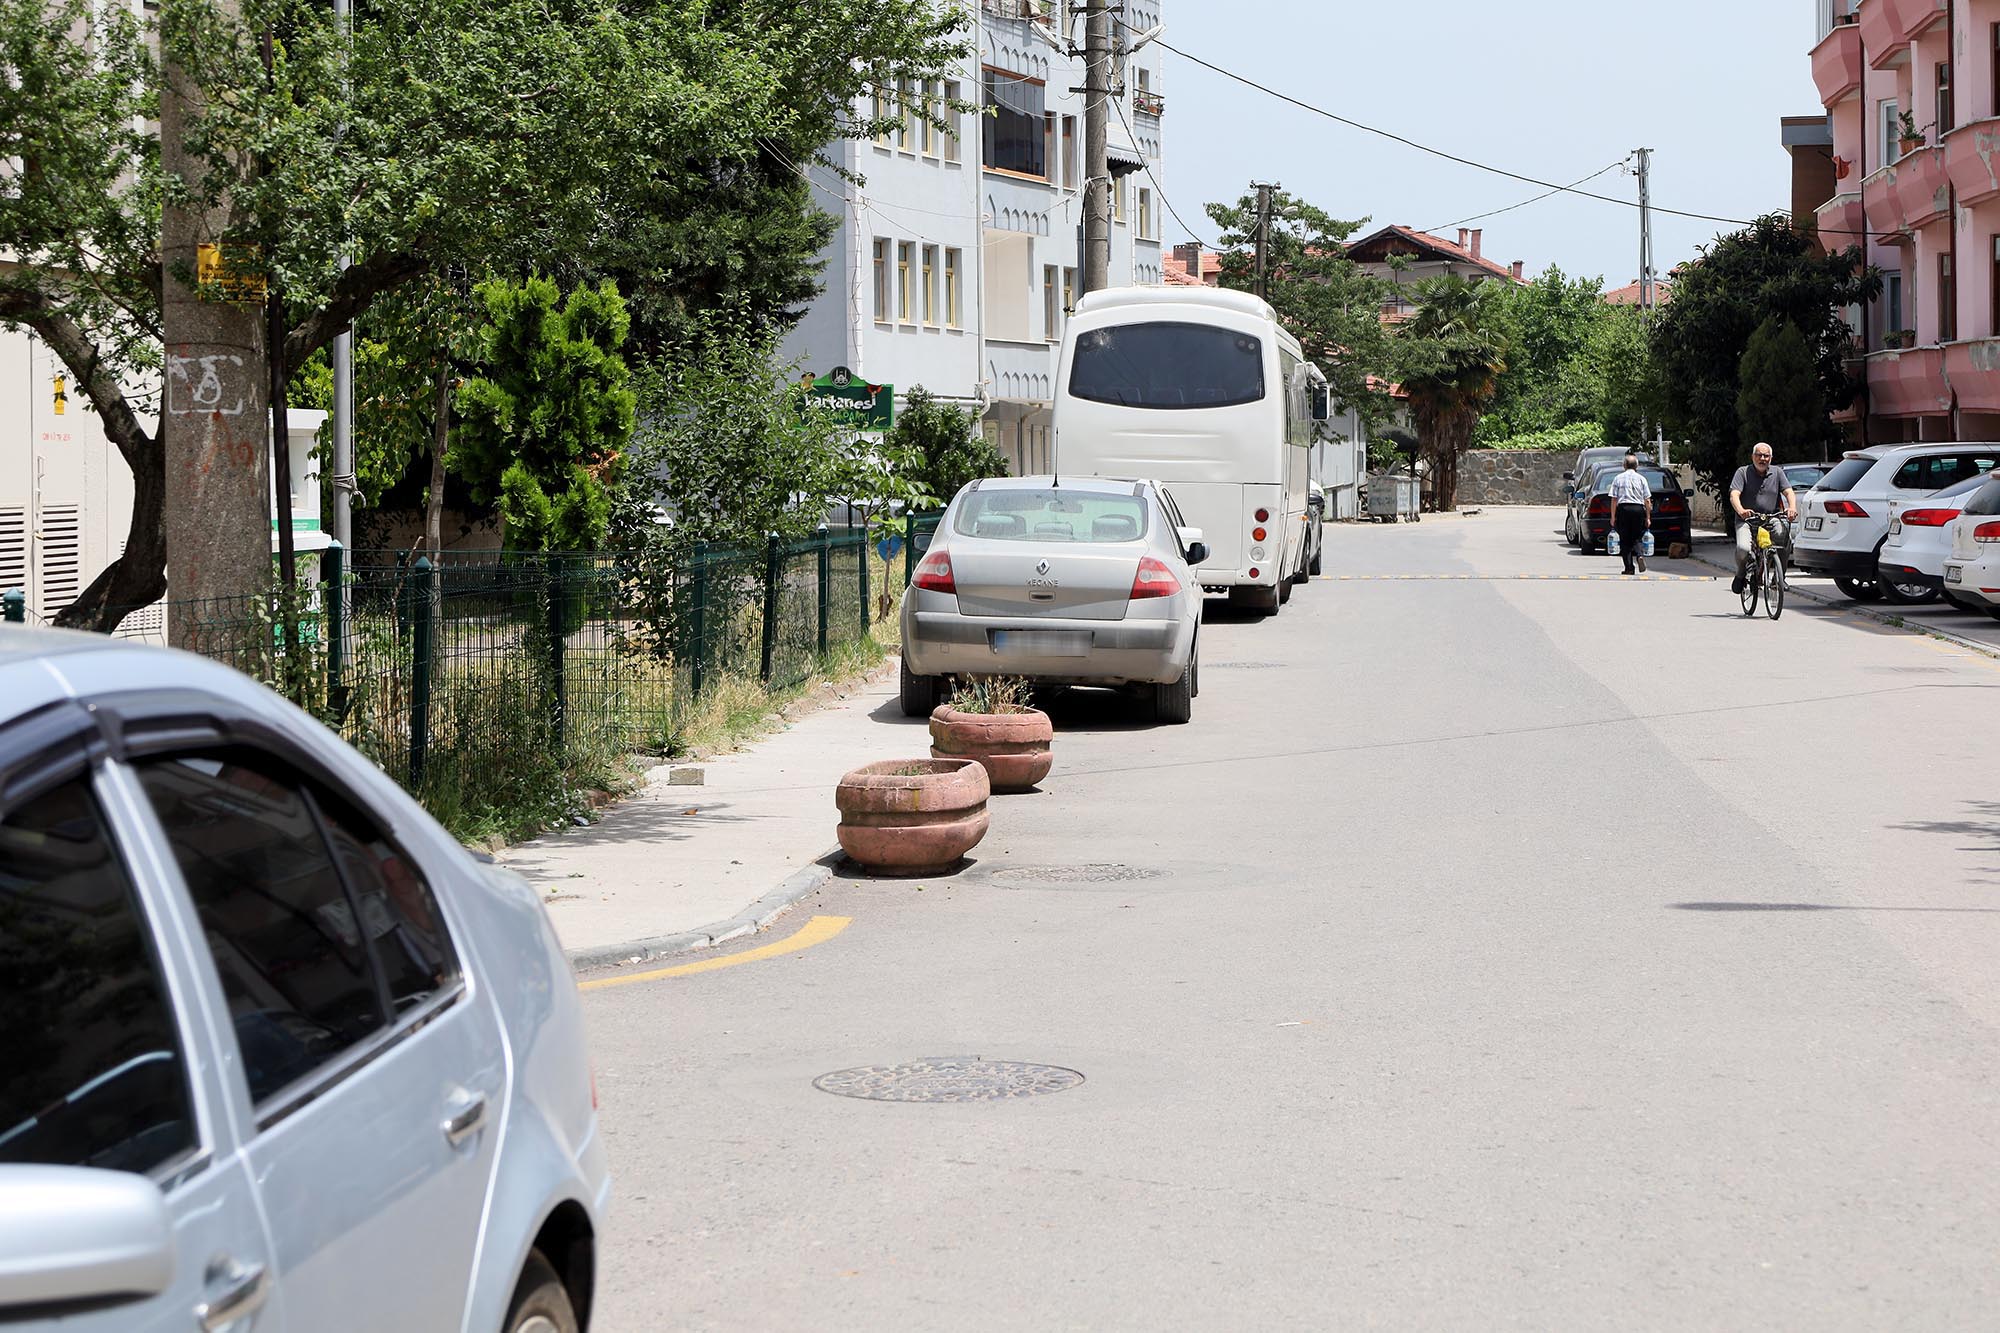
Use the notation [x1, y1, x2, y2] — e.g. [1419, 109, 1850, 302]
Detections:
[501, 660, 923, 968]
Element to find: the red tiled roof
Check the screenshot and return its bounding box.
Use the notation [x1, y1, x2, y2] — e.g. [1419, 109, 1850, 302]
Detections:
[1602, 279, 1672, 306]
[1346, 224, 1523, 284]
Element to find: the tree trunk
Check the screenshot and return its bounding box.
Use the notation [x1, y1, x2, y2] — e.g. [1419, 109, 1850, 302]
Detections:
[160, 0, 270, 653]
[427, 351, 449, 554]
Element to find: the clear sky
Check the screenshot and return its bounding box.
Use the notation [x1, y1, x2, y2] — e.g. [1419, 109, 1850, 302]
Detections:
[1154, 1, 1823, 289]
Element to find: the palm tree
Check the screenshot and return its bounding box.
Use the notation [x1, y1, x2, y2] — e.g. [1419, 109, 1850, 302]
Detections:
[1396, 275, 1509, 511]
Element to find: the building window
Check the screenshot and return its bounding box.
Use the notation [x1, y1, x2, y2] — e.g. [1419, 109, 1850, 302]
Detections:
[1061, 116, 1077, 189]
[1880, 98, 1900, 165]
[898, 241, 914, 321]
[982, 67, 1047, 178]
[1883, 269, 1904, 340]
[1138, 187, 1155, 240]
[945, 248, 963, 328]
[918, 81, 936, 156]
[1063, 266, 1077, 318]
[898, 78, 917, 151]
[872, 87, 891, 147]
[941, 80, 962, 162]
[1937, 62, 1953, 138]
[1992, 236, 2000, 339]
[922, 244, 939, 325]
[1113, 177, 1126, 224]
[873, 238, 891, 322]
[1044, 265, 1060, 341]
[1940, 252, 1956, 342]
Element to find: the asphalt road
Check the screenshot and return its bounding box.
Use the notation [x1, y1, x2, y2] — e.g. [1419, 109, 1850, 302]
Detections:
[583, 507, 2000, 1330]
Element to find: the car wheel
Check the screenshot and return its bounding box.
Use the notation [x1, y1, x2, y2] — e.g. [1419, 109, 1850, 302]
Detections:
[1877, 577, 1939, 605]
[1153, 656, 1194, 725]
[504, 1250, 579, 1333]
[1564, 511, 1577, 545]
[1834, 576, 1883, 602]
[1308, 537, 1323, 576]
[1279, 569, 1295, 602]
[898, 655, 941, 718]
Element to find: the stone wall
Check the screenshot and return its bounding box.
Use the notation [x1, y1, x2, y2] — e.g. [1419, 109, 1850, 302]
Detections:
[1458, 449, 1572, 505]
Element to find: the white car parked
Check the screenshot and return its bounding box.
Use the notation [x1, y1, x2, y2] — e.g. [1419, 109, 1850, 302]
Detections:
[1943, 475, 2000, 619]
[1876, 474, 1993, 610]
[1791, 443, 2000, 602]
[0, 628, 608, 1333]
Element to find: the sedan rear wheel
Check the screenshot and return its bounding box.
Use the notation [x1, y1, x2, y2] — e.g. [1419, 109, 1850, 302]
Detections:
[1877, 577, 1940, 606]
[1153, 654, 1194, 725]
[505, 1251, 579, 1333]
[1834, 576, 1883, 602]
[899, 655, 943, 718]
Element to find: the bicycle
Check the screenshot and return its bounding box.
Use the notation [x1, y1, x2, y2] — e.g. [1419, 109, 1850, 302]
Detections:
[1739, 513, 1788, 620]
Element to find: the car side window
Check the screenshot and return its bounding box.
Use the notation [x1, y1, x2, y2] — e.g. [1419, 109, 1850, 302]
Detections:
[316, 791, 459, 1014]
[1, 775, 198, 1175]
[1892, 458, 1928, 489]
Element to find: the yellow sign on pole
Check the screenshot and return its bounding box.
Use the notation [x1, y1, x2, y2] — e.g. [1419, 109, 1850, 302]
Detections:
[51, 374, 66, 416]
[195, 243, 268, 303]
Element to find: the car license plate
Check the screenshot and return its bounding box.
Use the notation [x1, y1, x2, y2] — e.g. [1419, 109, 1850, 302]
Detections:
[1804, 516, 1824, 531]
[1888, 519, 1902, 536]
[991, 630, 1090, 657]
[1945, 565, 1964, 584]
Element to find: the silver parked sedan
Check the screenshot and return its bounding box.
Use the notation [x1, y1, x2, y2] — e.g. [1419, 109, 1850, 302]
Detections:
[0, 627, 607, 1332]
[900, 475, 1206, 723]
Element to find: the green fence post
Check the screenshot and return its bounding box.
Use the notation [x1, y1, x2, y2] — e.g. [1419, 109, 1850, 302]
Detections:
[688, 541, 709, 699]
[815, 524, 830, 657]
[904, 515, 918, 586]
[546, 554, 568, 753]
[323, 542, 347, 721]
[858, 529, 870, 636]
[408, 556, 433, 788]
[2, 588, 23, 623]
[759, 532, 780, 683]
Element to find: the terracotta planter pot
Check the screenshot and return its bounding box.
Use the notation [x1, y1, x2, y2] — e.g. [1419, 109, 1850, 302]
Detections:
[835, 758, 990, 876]
[928, 705, 1054, 793]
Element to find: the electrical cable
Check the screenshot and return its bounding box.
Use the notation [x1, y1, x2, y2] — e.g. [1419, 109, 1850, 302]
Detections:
[1110, 94, 1218, 252]
[1426, 159, 1630, 235]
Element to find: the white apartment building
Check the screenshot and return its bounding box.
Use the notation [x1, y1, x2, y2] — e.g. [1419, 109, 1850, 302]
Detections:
[781, 0, 1167, 476]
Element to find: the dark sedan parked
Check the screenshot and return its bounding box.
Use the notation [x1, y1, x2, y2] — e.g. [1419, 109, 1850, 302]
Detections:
[1576, 465, 1694, 554]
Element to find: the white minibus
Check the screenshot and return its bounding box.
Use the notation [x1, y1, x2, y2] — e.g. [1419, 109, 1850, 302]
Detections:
[1051, 287, 1329, 613]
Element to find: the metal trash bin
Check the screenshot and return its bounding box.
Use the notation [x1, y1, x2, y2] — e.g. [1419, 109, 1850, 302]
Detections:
[1367, 474, 1421, 523]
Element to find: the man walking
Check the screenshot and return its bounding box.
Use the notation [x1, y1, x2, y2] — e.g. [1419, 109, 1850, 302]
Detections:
[1730, 442, 1797, 595]
[1608, 453, 1652, 576]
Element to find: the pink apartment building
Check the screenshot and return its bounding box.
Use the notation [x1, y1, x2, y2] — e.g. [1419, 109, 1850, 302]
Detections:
[1808, 0, 2000, 442]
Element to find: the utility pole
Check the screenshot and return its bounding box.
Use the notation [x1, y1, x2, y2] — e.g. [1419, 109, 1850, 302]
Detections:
[160, 0, 270, 651]
[1252, 182, 1275, 301]
[1081, 0, 1112, 294]
[1634, 147, 1669, 467]
[331, 0, 354, 554]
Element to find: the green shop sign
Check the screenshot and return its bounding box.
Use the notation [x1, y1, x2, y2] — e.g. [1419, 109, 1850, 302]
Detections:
[801, 367, 893, 431]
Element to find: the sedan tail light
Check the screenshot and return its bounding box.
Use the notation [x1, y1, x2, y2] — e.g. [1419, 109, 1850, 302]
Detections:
[1823, 500, 1868, 518]
[1587, 496, 1611, 517]
[1974, 521, 2000, 544]
[1898, 507, 1958, 527]
[1130, 556, 1181, 600]
[912, 550, 956, 593]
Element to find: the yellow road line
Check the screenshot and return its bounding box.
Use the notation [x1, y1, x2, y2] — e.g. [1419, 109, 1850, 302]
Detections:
[578, 914, 852, 991]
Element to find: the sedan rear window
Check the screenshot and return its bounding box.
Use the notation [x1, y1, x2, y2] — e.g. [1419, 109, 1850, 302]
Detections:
[1964, 477, 2000, 516]
[1068, 323, 1264, 410]
[1814, 457, 1875, 492]
[954, 490, 1150, 544]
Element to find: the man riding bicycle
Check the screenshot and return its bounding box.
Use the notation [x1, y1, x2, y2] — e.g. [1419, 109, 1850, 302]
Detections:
[1730, 442, 1797, 595]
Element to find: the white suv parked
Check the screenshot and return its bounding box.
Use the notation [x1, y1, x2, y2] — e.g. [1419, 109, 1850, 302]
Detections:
[1791, 443, 2000, 602]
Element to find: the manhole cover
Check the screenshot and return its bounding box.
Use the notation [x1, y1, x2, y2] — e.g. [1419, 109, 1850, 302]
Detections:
[987, 863, 1163, 885]
[813, 1059, 1084, 1103]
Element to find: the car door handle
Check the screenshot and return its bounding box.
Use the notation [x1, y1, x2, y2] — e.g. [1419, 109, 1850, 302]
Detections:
[196, 1259, 269, 1331]
[443, 1092, 488, 1147]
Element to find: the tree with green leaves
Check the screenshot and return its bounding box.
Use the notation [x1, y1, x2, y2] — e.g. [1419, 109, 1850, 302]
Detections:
[887, 386, 1009, 504]
[451, 277, 634, 552]
[1395, 275, 1510, 510]
[1, 0, 968, 629]
[1650, 214, 1874, 497]
[1205, 188, 1393, 426]
[1475, 266, 1611, 444]
[1736, 317, 1830, 465]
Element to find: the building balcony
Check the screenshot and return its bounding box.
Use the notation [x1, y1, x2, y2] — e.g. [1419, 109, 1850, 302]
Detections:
[1891, 144, 1950, 228]
[1945, 339, 2000, 414]
[1888, 0, 1946, 42]
[1864, 344, 1951, 416]
[1815, 191, 1866, 249]
[985, 338, 1054, 405]
[1810, 19, 1861, 106]
[1857, 0, 1907, 68]
[1860, 163, 1911, 241]
[1133, 90, 1165, 118]
[1943, 116, 2000, 205]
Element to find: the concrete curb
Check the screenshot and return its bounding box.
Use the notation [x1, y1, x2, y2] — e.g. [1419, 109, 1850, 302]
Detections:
[563, 848, 842, 973]
[1684, 544, 2000, 661]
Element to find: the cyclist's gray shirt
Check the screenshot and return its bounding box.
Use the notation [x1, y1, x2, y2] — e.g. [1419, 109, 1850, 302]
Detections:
[1732, 464, 1789, 513]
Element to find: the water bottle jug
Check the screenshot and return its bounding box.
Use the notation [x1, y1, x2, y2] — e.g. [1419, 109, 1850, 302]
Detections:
[1606, 529, 1621, 556]
[1641, 530, 1655, 558]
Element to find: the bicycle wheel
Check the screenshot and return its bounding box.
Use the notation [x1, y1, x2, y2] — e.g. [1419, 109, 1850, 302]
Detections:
[1763, 552, 1784, 620]
[1740, 557, 1759, 616]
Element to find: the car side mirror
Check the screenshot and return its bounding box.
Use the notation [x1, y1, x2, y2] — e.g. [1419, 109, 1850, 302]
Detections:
[0, 1166, 174, 1316]
[1562, 471, 1574, 481]
[1310, 384, 1331, 422]
[1185, 542, 1210, 566]
[1684, 488, 1695, 498]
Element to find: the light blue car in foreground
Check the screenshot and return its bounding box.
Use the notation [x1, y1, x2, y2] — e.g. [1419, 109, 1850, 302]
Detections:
[0, 627, 607, 1332]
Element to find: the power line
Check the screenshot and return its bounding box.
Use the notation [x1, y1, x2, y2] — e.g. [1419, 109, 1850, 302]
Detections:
[1111, 94, 1217, 251]
[1426, 159, 1630, 235]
